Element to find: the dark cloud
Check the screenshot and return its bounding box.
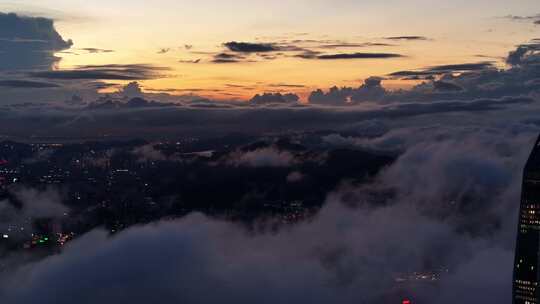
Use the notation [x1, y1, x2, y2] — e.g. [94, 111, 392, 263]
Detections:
[433, 81, 463, 92]
[250, 93, 300, 105]
[389, 62, 495, 79]
[427, 62, 494, 72]
[187, 102, 237, 109]
[315, 52, 404, 60]
[306, 43, 540, 105]
[293, 50, 323, 59]
[384, 36, 428, 41]
[211, 53, 248, 63]
[293, 50, 404, 60]
[0, 94, 535, 141]
[0, 80, 60, 88]
[224, 41, 278, 53]
[118, 81, 144, 98]
[92, 82, 120, 90]
[309, 77, 387, 105]
[282, 39, 394, 51]
[387, 70, 437, 79]
[219, 40, 397, 62]
[501, 14, 540, 24]
[0, 13, 72, 70]
[29, 64, 170, 80]
[87, 97, 176, 110]
[506, 43, 540, 66]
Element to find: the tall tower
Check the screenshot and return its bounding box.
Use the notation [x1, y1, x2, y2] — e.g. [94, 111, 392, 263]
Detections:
[514, 136, 540, 304]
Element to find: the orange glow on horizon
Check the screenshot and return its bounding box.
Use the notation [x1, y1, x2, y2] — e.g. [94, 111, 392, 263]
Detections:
[46, 1, 534, 102]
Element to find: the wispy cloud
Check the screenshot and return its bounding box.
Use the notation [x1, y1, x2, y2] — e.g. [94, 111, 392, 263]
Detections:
[0, 79, 60, 88]
[307, 52, 404, 60]
[211, 53, 249, 64]
[30, 64, 170, 80]
[179, 59, 201, 64]
[80, 48, 114, 54]
[384, 36, 429, 41]
[389, 62, 495, 79]
[157, 48, 170, 54]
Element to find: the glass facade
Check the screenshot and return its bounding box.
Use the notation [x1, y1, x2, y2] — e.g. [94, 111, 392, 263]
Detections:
[514, 137, 540, 304]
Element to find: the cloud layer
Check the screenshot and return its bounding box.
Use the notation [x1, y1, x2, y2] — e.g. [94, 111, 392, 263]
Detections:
[0, 13, 72, 70]
[0, 121, 533, 303]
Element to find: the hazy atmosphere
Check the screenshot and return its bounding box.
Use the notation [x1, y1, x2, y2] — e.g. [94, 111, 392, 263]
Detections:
[0, 1, 539, 303]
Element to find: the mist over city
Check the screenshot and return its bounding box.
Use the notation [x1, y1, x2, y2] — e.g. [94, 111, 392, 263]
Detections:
[0, 1, 539, 303]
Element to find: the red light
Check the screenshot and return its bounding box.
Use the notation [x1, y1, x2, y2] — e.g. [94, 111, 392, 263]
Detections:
[403, 300, 411, 304]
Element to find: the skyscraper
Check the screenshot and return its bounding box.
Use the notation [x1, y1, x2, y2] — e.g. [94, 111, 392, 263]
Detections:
[514, 136, 540, 304]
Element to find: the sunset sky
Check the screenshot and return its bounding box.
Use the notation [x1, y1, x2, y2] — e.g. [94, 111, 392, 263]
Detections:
[0, 0, 539, 100]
